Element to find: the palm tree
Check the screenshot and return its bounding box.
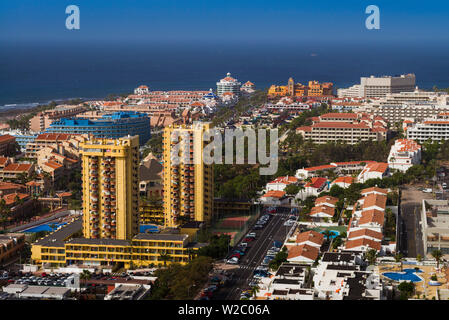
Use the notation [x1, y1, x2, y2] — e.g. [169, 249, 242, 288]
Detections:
[322, 230, 333, 241]
[186, 248, 195, 263]
[395, 253, 404, 271]
[80, 270, 91, 290]
[251, 285, 260, 299]
[432, 250, 443, 269]
[365, 249, 378, 265]
[159, 252, 171, 267]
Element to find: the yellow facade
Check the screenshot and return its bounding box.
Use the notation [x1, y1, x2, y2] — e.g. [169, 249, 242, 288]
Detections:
[139, 202, 164, 225]
[163, 123, 214, 228]
[268, 78, 334, 97]
[32, 237, 198, 268]
[268, 85, 287, 97]
[80, 135, 140, 240]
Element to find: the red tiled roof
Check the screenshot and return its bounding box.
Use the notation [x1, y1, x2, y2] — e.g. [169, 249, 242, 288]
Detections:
[268, 176, 298, 185]
[295, 230, 324, 245]
[320, 113, 358, 119]
[364, 162, 388, 173]
[287, 244, 320, 261]
[315, 196, 338, 206]
[262, 190, 286, 198]
[1, 192, 29, 206]
[348, 228, 383, 241]
[304, 165, 336, 172]
[361, 187, 388, 196]
[3, 163, 33, 173]
[345, 238, 381, 251]
[36, 133, 73, 142]
[358, 209, 385, 226]
[310, 205, 335, 217]
[0, 134, 15, 144]
[0, 157, 9, 166]
[313, 122, 370, 129]
[333, 176, 354, 185]
[44, 160, 63, 170]
[305, 177, 327, 189]
[362, 194, 387, 211]
[0, 181, 24, 190]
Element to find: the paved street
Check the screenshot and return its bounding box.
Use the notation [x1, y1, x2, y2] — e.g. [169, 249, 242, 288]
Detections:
[213, 210, 294, 300]
[400, 186, 427, 257]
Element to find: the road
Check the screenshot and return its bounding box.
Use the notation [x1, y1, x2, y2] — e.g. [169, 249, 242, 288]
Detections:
[215, 209, 294, 300]
[400, 186, 427, 258]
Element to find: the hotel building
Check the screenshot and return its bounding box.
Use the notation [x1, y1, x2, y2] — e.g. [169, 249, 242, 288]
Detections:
[268, 78, 333, 98]
[163, 123, 214, 228]
[407, 113, 449, 142]
[46, 111, 151, 146]
[338, 74, 416, 98]
[216, 72, 242, 97]
[29, 105, 86, 132]
[31, 135, 206, 268]
[80, 135, 140, 240]
[295, 113, 387, 145]
[387, 139, 421, 172]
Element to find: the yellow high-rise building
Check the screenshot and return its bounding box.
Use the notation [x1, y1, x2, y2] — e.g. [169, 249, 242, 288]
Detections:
[163, 122, 214, 228]
[80, 135, 140, 240]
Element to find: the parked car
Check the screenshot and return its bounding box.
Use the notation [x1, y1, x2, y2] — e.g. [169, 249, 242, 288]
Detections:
[247, 232, 256, 238]
[227, 257, 239, 264]
[230, 253, 241, 259]
[239, 242, 248, 247]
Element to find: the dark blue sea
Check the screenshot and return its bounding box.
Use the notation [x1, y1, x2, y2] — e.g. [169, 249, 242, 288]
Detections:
[1, 40, 449, 109]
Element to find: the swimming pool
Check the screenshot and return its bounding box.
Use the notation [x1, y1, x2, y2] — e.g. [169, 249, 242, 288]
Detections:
[139, 224, 160, 233]
[24, 223, 67, 233]
[383, 268, 423, 282]
[320, 230, 340, 239]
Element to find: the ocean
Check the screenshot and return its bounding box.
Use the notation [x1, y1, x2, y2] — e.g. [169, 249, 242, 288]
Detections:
[1, 40, 449, 109]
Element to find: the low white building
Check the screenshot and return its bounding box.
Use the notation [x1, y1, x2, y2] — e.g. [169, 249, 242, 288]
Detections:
[297, 177, 328, 200]
[357, 162, 389, 183]
[388, 139, 421, 172]
[260, 190, 289, 206]
[313, 251, 384, 300]
[134, 85, 150, 95]
[266, 176, 299, 192]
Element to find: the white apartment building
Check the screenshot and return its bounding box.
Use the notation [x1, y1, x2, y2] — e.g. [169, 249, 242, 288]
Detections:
[361, 74, 416, 98]
[376, 90, 449, 107]
[359, 104, 449, 124]
[216, 72, 242, 96]
[296, 112, 388, 145]
[407, 115, 449, 142]
[388, 139, 421, 172]
[313, 252, 383, 300]
[339, 74, 416, 99]
[337, 84, 362, 98]
[134, 85, 150, 95]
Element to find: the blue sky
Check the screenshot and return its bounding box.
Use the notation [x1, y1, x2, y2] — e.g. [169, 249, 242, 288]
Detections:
[1, 0, 448, 43]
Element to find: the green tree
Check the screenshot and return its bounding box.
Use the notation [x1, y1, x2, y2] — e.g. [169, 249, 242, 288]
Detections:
[159, 252, 171, 268]
[284, 184, 300, 196]
[431, 250, 443, 269]
[398, 282, 415, 300]
[395, 253, 404, 271]
[365, 249, 378, 265]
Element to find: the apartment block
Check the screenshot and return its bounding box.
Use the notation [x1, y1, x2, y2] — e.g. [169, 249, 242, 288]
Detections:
[29, 105, 86, 132]
[406, 113, 449, 142]
[296, 113, 387, 145]
[387, 139, 421, 172]
[163, 123, 214, 228]
[80, 135, 140, 240]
